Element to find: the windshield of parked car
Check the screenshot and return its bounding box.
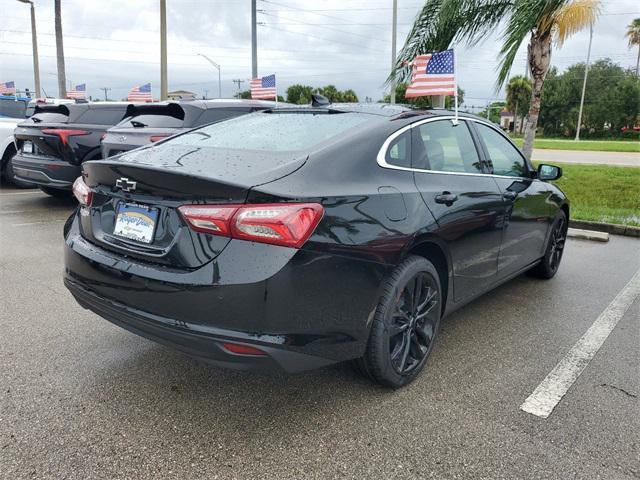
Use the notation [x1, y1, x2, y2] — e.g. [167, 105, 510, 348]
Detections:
[165, 111, 372, 151]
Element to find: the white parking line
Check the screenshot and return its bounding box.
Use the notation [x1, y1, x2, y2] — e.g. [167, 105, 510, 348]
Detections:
[521, 269, 640, 419]
[0, 190, 44, 196]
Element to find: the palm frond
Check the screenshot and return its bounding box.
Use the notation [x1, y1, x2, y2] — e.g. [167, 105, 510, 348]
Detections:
[552, 0, 600, 46]
[390, 0, 514, 84]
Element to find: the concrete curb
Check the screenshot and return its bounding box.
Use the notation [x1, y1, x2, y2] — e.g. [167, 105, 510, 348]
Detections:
[569, 220, 640, 238]
[567, 228, 609, 242]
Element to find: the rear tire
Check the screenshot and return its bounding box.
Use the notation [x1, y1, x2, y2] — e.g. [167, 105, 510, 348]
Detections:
[356, 255, 442, 389]
[2, 150, 34, 188]
[39, 186, 73, 199]
[530, 211, 567, 279]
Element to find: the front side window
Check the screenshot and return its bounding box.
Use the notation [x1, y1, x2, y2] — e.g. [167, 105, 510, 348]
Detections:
[475, 123, 527, 177]
[414, 120, 482, 173]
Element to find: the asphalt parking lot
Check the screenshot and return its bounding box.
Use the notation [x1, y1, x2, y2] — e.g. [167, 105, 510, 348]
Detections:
[1, 185, 638, 480]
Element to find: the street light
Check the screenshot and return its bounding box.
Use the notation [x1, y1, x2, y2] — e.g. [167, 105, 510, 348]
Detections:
[197, 53, 222, 98]
[17, 0, 41, 98]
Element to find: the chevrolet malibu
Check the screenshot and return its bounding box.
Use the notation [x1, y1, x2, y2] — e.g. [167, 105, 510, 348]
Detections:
[64, 104, 568, 388]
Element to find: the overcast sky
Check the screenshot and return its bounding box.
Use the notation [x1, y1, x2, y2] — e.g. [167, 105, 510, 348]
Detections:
[1, 0, 638, 110]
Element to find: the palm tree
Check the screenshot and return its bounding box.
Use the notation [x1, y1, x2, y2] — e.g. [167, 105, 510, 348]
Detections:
[393, 0, 600, 159]
[626, 18, 640, 77]
[506, 75, 532, 134]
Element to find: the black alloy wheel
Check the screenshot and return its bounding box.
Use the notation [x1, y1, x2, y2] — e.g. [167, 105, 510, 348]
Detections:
[389, 272, 439, 375]
[530, 211, 568, 279]
[357, 255, 442, 388]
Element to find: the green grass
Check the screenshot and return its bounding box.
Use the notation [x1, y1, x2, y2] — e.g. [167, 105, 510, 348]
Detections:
[512, 138, 639, 153]
[545, 163, 640, 227]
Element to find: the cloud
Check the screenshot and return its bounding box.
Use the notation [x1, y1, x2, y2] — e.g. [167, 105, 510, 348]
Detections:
[2, 0, 638, 105]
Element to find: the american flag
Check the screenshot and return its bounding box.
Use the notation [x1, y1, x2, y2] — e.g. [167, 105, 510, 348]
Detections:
[67, 83, 86, 99]
[0, 81, 16, 95]
[250, 74, 277, 100]
[128, 83, 153, 102]
[405, 49, 456, 98]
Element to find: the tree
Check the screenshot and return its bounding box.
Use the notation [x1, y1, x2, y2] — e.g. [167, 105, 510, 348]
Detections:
[626, 18, 640, 77]
[235, 90, 251, 99]
[392, 0, 600, 159]
[341, 89, 359, 103]
[314, 85, 342, 102]
[286, 84, 314, 104]
[506, 75, 532, 134]
[537, 59, 640, 138]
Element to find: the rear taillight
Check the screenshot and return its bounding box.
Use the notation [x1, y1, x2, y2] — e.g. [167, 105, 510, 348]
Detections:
[42, 128, 89, 146]
[72, 176, 92, 205]
[178, 203, 324, 249]
[150, 134, 170, 142]
[221, 343, 267, 356]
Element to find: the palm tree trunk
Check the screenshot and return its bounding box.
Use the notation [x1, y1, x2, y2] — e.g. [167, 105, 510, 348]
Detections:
[522, 33, 552, 161]
[513, 101, 518, 134]
[636, 45, 639, 78]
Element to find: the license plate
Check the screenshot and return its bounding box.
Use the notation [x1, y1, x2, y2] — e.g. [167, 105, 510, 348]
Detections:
[22, 141, 33, 154]
[113, 203, 158, 244]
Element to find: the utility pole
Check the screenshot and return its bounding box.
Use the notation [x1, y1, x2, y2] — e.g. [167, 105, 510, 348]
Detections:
[99, 87, 111, 101]
[197, 53, 222, 98]
[17, 0, 40, 98]
[390, 0, 397, 104]
[575, 23, 593, 141]
[251, 0, 257, 78]
[54, 0, 66, 98]
[160, 0, 168, 100]
[233, 79, 245, 92]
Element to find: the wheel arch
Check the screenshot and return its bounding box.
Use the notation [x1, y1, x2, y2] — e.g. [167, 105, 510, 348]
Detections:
[404, 235, 452, 315]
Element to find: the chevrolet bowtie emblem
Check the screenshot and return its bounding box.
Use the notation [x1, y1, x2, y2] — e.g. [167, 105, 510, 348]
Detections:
[115, 177, 137, 192]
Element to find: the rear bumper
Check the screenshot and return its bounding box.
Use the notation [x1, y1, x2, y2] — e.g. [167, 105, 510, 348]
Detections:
[63, 217, 389, 372]
[12, 154, 79, 189]
[64, 277, 334, 372]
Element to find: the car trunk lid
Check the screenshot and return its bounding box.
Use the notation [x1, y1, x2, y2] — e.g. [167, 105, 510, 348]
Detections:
[79, 143, 306, 268]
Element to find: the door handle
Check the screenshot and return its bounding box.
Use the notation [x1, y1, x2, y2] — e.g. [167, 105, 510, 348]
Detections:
[502, 191, 518, 201]
[434, 192, 458, 206]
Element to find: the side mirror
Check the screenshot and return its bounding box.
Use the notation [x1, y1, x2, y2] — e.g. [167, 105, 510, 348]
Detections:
[538, 164, 562, 181]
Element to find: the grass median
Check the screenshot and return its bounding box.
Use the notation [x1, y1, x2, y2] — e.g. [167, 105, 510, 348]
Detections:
[513, 138, 639, 153]
[545, 163, 640, 227]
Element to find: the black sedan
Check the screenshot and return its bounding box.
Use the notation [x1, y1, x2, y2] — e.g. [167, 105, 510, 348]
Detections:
[63, 104, 568, 388]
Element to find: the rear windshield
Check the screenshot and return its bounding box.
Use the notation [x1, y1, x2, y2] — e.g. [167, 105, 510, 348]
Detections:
[30, 112, 69, 123]
[168, 112, 371, 151]
[74, 108, 127, 125]
[119, 114, 184, 128]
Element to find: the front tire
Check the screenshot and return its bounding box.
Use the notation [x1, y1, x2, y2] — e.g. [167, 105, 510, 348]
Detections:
[530, 211, 567, 279]
[357, 255, 442, 388]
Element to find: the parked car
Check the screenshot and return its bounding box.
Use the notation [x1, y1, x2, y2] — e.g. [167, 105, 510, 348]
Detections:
[101, 99, 282, 158]
[63, 104, 568, 388]
[12, 102, 131, 197]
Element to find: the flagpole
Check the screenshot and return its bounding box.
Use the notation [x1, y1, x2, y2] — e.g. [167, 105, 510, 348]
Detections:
[274, 73, 278, 106]
[453, 48, 459, 125]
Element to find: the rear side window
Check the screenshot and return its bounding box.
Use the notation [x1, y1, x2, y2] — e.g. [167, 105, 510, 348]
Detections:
[192, 109, 244, 127]
[168, 112, 371, 151]
[385, 131, 411, 168]
[414, 120, 481, 173]
[475, 123, 527, 177]
[120, 114, 184, 128]
[75, 108, 127, 125]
